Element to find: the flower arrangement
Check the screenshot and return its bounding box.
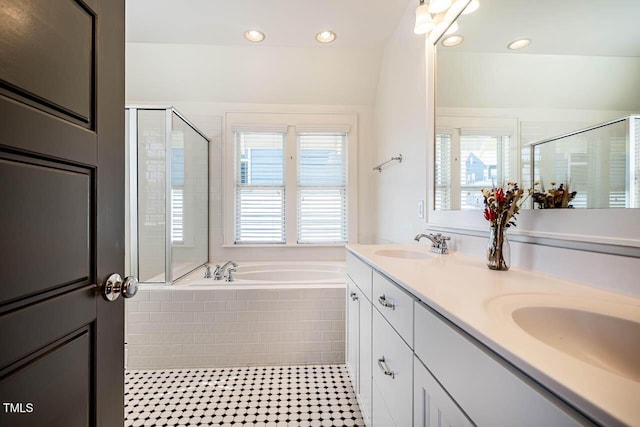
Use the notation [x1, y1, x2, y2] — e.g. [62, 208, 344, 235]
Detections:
[531, 181, 576, 209]
[481, 182, 529, 271]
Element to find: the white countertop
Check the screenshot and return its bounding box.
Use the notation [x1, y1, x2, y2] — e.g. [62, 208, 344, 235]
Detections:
[347, 244, 640, 427]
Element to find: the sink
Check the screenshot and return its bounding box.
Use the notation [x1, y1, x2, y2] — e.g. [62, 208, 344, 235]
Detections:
[513, 306, 640, 382]
[374, 249, 431, 259]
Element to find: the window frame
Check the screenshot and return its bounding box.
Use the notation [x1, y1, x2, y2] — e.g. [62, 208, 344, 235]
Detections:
[223, 112, 358, 247]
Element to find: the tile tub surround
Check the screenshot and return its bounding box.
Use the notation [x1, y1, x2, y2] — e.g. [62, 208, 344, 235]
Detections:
[348, 244, 640, 427]
[126, 287, 345, 369]
[125, 364, 364, 426]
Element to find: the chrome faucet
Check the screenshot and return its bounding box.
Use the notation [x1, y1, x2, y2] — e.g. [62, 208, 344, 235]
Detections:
[415, 233, 450, 254]
[204, 264, 212, 278]
[213, 261, 238, 280]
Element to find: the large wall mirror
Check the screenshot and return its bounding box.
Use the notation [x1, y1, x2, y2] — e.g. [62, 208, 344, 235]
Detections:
[426, 0, 640, 253]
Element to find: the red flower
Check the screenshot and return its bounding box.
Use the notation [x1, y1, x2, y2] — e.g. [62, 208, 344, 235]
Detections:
[484, 208, 497, 221]
[496, 188, 505, 203]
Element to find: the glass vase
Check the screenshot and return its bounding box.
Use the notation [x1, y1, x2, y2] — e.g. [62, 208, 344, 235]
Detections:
[486, 224, 510, 271]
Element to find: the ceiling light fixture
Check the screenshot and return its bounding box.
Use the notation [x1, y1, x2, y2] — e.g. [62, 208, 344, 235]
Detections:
[442, 34, 464, 47]
[414, 0, 434, 35]
[508, 38, 531, 50]
[462, 0, 480, 14]
[429, 0, 453, 14]
[316, 30, 337, 43]
[444, 21, 459, 36]
[244, 30, 265, 42]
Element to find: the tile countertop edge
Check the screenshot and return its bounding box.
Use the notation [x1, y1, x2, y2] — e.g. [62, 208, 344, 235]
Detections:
[346, 244, 640, 427]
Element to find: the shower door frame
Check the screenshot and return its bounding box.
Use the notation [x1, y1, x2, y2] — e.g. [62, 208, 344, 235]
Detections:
[126, 106, 210, 285]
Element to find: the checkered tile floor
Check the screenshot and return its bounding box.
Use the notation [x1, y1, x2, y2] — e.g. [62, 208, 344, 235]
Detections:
[125, 365, 364, 426]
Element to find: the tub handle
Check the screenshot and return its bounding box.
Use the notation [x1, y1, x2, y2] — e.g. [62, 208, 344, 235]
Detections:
[378, 294, 395, 310]
[350, 292, 358, 301]
[377, 356, 395, 379]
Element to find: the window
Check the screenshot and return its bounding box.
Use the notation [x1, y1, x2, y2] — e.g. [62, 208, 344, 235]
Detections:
[234, 132, 285, 243]
[171, 141, 185, 243]
[297, 132, 347, 243]
[226, 113, 356, 246]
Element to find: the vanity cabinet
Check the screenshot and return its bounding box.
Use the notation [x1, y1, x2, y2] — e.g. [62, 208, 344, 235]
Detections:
[346, 248, 597, 427]
[414, 355, 474, 427]
[346, 253, 373, 425]
[414, 301, 594, 427]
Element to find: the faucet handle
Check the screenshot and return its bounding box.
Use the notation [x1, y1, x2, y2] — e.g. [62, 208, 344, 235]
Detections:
[226, 267, 236, 282]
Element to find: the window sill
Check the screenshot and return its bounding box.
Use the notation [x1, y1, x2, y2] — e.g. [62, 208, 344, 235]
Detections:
[221, 243, 347, 248]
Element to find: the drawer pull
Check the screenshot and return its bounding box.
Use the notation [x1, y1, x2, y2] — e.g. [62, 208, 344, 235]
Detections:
[378, 294, 395, 310]
[350, 292, 358, 301]
[377, 356, 395, 379]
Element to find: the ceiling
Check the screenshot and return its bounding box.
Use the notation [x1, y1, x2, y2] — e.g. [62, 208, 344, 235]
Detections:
[446, 0, 640, 57]
[126, 0, 412, 49]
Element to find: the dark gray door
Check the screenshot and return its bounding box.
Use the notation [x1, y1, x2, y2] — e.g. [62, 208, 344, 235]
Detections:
[0, 0, 125, 425]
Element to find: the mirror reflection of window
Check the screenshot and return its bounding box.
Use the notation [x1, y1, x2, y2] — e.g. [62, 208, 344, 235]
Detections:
[436, 129, 513, 210]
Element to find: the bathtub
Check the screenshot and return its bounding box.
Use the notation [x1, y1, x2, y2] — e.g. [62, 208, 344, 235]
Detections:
[126, 261, 346, 369]
[176, 261, 345, 287]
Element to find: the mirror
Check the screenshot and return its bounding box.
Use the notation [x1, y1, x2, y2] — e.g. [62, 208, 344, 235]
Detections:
[434, 0, 640, 211]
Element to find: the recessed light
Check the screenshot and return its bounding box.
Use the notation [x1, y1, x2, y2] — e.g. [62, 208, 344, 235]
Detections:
[508, 38, 531, 50]
[316, 30, 337, 43]
[244, 30, 265, 43]
[462, 0, 480, 14]
[442, 35, 464, 47]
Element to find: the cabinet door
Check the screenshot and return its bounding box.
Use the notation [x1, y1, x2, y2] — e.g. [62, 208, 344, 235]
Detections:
[346, 278, 360, 391]
[359, 288, 373, 425]
[414, 356, 475, 427]
[372, 310, 413, 427]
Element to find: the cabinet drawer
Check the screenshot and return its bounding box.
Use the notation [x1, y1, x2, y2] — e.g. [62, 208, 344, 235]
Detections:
[346, 252, 372, 301]
[414, 301, 592, 427]
[373, 271, 415, 347]
[373, 309, 412, 427]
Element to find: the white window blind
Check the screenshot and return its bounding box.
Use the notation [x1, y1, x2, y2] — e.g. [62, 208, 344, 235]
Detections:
[234, 131, 285, 243]
[435, 133, 452, 210]
[297, 132, 347, 243]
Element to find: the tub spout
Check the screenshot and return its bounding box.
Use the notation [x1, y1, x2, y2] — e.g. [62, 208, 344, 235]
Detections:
[214, 261, 238, 280]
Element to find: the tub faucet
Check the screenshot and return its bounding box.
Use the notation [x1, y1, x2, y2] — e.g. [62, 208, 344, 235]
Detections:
[214, 261, 238, 280]
[415, 233, 450, 254]
[204, 264, 212, 278]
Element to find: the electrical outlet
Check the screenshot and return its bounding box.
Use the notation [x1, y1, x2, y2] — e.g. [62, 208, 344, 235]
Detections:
[417, 200, 425, 219]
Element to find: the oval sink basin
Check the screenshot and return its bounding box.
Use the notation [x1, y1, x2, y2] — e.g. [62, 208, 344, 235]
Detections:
[513, 306, 640, 382]
[374, 249, 430, 259]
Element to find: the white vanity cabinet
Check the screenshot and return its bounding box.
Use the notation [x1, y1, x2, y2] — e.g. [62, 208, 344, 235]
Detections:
[346, 253, 373, 425]
[414, 301, 594, 427]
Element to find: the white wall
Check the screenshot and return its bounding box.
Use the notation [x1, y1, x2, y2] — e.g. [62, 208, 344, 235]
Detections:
[126, 42, 379, 262]
[371, 1, 428, 244]
[370, 2, 640, 297]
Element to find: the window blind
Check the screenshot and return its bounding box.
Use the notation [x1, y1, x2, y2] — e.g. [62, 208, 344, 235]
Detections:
[234, 131, 285, 243]
[435, 133, 452, 210]
[297, 132, 347, 243]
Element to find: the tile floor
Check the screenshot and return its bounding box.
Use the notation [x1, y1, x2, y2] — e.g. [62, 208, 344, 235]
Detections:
[125, 364, 364, 426]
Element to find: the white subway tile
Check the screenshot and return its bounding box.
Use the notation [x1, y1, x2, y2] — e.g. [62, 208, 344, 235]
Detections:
[128, 345, 161, 356]
[193, 334, 217, 344]
[246, 300, 263, 311]
[162, 323, 183, 334]
[161, 344, 182, 356]
[149, 312, 173, 323]
[171, 356, 194, 366]
[183, 301, 204, 312]
[148, 334, 173, 345]
[297, 310, 322, 321]
[182, 344, 206, 356]
[258, 290, 279, 300]
[321, 351, 345, 363]
[125, 301, 139, 312]
[148, 290, 172, 301]
[236, 290, 259, 301]
[204, 344, 228, 354]
[225, 300, 247, 311]
[161, 301, 183, 312]
[182, 323, 206, 334]
[170, 334, 194, 344]
[172, 312, 194, 323]
[139, 323, 162, 334]
[192, 290, 216, 301]
[215, 311, 237, 322]
[193, 355, 218, 366]
[204, 323, 226, 333]
[215, 334, 238, 344]
[225, 322, 249, 334]
[193, 311, 216, 322]
[172, 290, 194, 301]
[237, 311, 258, 321]
[235, 332, 259, 344]
[137, 301, 161, 312]
[126, 335, 150, 345]
[128, 312, 150, 323]
[322, 331, 344, 342]
[204, 301, 225, 312]
[147, 356, 173, 368]
[321, 310, 343, 321]
[131, 290, 150, 301]
[278, 290, 300, 300]
[127, 356, 150, 368]
[214, 290, 237, 301]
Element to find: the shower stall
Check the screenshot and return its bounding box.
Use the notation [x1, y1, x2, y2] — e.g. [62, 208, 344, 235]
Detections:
[125, 107, 209, 284]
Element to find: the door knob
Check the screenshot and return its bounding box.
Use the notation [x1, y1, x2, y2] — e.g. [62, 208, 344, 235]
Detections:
[103, 273, 139, 301]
